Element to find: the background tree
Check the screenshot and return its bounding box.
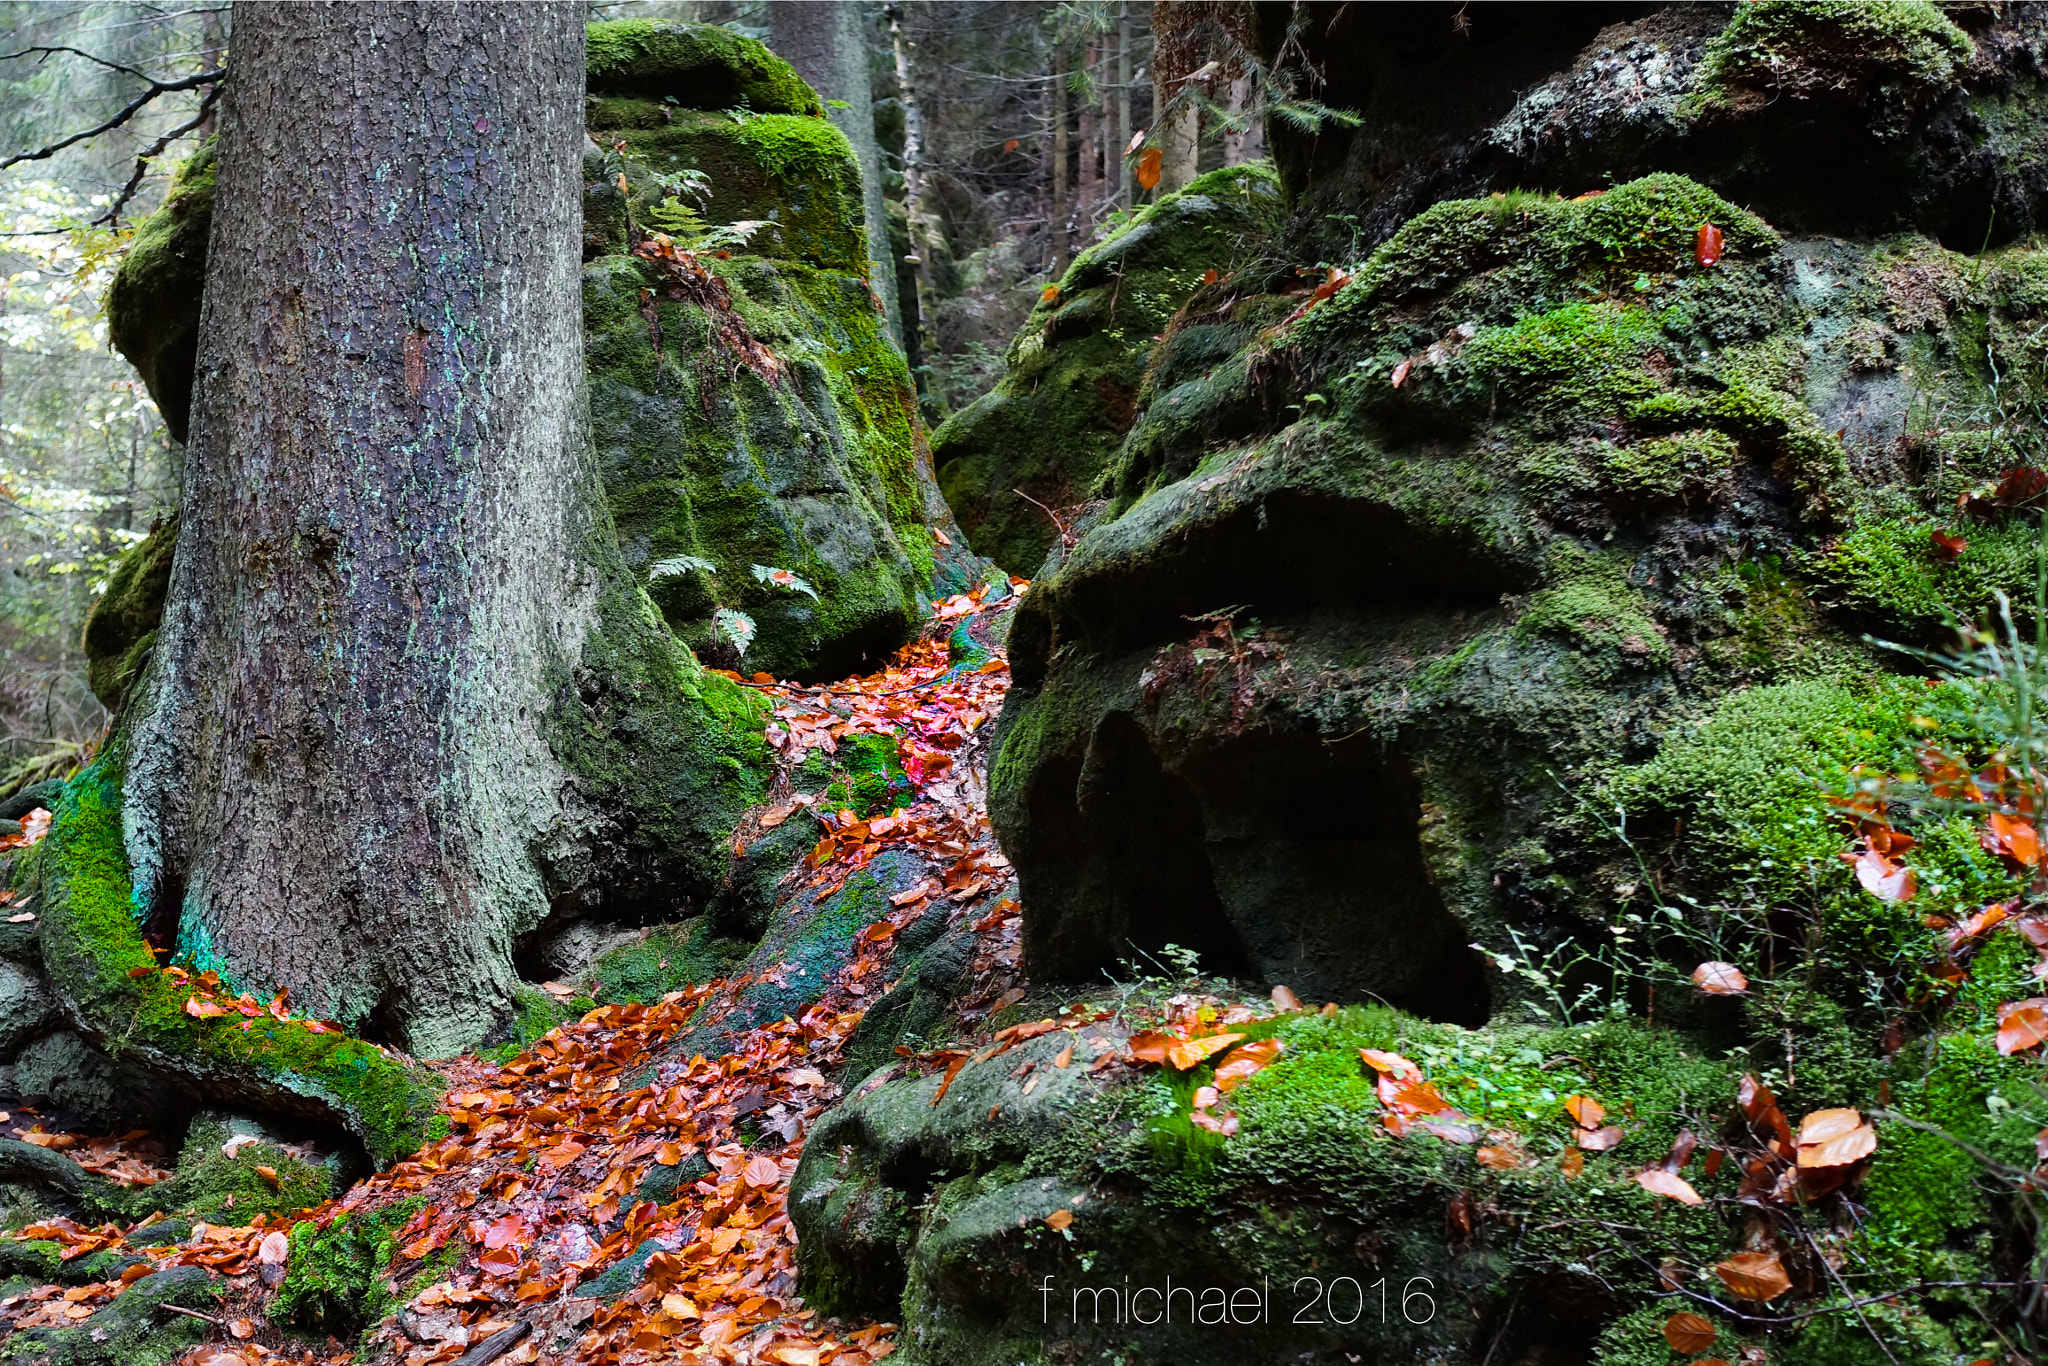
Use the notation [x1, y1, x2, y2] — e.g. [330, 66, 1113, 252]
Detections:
[768, 0, 903, 347]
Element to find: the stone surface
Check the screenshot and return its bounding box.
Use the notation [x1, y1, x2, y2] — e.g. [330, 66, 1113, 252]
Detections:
[0, 959, 60, 1061]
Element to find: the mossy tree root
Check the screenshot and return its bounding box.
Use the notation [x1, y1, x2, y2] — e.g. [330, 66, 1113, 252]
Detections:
[33, 746, 441, 1168]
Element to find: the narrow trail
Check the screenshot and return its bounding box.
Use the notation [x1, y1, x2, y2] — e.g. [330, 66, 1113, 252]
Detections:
[0, 586, 1029, 1366]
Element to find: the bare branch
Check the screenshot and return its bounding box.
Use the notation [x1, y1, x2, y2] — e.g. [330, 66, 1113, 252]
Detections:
[95, 80, 221, 227]
[0, 44, 153, 83]
[0, 68, 224, 173]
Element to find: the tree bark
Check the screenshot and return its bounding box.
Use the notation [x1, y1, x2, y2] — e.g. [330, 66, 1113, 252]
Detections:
[887, 4, 935, 373]
[121, 3, 660, 1058]
[1116, 3, 1134, 209]
[768, 1, 905, 351]
[1051, 43, 1070, 275]
[1078, 39, 1100, 225]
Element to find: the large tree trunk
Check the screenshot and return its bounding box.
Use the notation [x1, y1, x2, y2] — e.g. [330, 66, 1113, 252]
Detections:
[121, 3, 629, 1058]
[770, 1, 904, 350]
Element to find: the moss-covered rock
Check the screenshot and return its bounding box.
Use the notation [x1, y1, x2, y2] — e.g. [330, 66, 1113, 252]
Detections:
[103, 147, 211, 446]
[585, 19, 821, 114]
[931, 165, 1285, 573]
[78, 514, 174, 713]
[268, 1198, 421, 1338]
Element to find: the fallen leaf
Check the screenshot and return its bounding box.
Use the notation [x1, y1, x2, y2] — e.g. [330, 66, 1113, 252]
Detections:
[1475, 1143, 1524, 1170]
[1577, 1125, 1625, 1152]
[1040, 283, 1060, 305]
[1999, 998, 2048, 1055]
[1270, 985, 1303, 1012]
[1852, 846, 1916, 902]
[1691, 961, 1749, 995]
[1635, 1168, 1703, 1205]
[1931, 528, 1968, 561]
[1004, 137, 1020, 154]
[1358, 1048, 1422, 1082]
[1664, 1310, 1716, 1353]
[1563, 1094, 1604, 1129]
[228, 1317, 255, 1340]
[1164, 1033, 1243, 1070]
[742, 1154, 781, 1188]
[1560, 1147, 1584, 1178]
[1695, 221, 1725, 267]
[1715, 1249, 1791, 1302]
[1390, 358, 1413, 389]
[258, 1230, 290, 1264]
[1983, 812, 2044, 868]
[1212, 1038, 1282, 1092]
[1044, 1208, 1073, 1231]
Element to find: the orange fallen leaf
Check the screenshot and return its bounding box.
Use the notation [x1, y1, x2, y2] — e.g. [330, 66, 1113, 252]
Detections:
[1212, 1038, 1282, 1093]
[1691, 961, 1749, 995]
[1165, 1033, 1243, 1070]
[1126, 1031, 1174, 1066]
[1559, 1147, 1584, 1178]
[1998, 998, 2048, 1055]
[1984, 811, 2044, 867]
[655, 1142, 684, 1165]
[1664, 1311, 1716, 1353]
[1044, 1208, 1073, 1231]
[1040, 283, 1060, 304]
[1576, 1125, 1625, 1152]
[1359, 1048, 1422, 1082]
[742, 1154, 781, 1188]
[1270, 984, 1303, 1012]
[1635, 1168, 1702, 1205]
[1715, 1249, 1791, 1302]
[1475, 1142, 1524, 1170]
[1563, 1094, 1604, 1129]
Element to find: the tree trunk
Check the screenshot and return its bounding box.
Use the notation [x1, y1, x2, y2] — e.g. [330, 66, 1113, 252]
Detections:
[1078, 39, 1100, 226]
[888, 4, 935, 372]
[1051, 44, 1070, 276]
[120, 2, 680, 1059]
[1222, 72, 1262, 165]
[1116, 3, 1134, 208]
[768, 1, 905, 351]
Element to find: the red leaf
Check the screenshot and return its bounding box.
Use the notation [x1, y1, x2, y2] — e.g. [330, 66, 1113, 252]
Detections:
[1930, 529, 1968, 561]
[1695, 221, 1725, 267]
[742, 1154, 781, 1188]
[1212, 1038, 1282, 1093]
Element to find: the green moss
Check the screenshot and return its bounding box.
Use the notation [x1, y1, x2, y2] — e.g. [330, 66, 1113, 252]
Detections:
[1631, 379, 1850, 513]
[1692, 1, 1972, 111]
[1458, 302, 1669, 415]
[105, 143, 213, 444]
[584, 19, 820, 114]
[79, 515, 176, 711]
[35, 748, 442, 1165]
[821, 733, 914, 817]
[1515, 550, 1669, 668]
[581, 918, 747, 1007]
[144, 1115, 333, 1225]
[1808, 502, 2045, 630]
[1603, 428, 1740, 501]
[268, 1198, 424, 1339]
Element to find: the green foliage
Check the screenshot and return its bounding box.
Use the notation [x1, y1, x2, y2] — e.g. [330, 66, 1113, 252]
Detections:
[269, 1198, 424, 1338]
[823, 733, 914, 817]
[1692, 0, 1972, 109]
[584, 20, 820, 115]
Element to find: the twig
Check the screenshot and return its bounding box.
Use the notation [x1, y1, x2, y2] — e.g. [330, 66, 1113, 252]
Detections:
[1013, 487, 1073, 547]
[1, 68, 224, 172]
[453, 1319, 530, 1366]
[0, 45, 152, 82]
[96, 82, 221, 226]
[157, 1304, 224, 1326]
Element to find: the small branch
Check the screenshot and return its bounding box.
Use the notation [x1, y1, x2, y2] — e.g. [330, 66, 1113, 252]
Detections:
[156, 1304, 224, 1326]
[1013, 487, 1074, 547]
[0, 45, 152, 83]
[1, 68, 224, 173]
[95, 81, 221, 226]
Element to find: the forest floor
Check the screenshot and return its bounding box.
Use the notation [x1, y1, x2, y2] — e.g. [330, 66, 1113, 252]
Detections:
[0, 586, 1034, 1366]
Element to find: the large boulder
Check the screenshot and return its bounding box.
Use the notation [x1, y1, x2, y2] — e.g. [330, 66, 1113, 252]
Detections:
[930, 164, 1285, 573]
[804, 4, 2048, 1360]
